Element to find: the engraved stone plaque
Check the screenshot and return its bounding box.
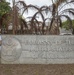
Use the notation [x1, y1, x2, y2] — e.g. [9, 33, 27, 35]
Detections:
[1, 35, 74, 64]
[1, 36, 22, 62]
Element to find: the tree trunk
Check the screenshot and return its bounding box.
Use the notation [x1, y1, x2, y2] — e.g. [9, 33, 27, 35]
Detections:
[72, 29, 74, 35]
[0, 18, 3, 34]
[49, 20, 60, 35]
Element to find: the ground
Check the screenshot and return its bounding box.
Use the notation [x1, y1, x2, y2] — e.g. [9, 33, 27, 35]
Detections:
[0, 64, 74, 75]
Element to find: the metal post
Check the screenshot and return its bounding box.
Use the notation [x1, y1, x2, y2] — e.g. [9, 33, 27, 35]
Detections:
[12, 0, 15, 34]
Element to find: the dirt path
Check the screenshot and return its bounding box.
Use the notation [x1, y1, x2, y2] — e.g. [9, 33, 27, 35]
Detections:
[0, 64, 74, 75]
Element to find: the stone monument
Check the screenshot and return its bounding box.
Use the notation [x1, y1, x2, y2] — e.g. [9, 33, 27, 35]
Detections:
[1, 36, 21, 62]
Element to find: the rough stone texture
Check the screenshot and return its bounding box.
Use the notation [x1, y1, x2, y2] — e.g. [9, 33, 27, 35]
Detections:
[0, 64, 74, 75]
[1, 35, 74, 64]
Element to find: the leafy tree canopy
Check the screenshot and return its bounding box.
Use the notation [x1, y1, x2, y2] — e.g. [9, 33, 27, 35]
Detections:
[0, 0, 11, 18]
[62, 20, 74, 30]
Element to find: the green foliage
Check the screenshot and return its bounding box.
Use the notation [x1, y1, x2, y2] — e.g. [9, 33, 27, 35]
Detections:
[62, 20, 74, 30]
[0, 0, 11, 18]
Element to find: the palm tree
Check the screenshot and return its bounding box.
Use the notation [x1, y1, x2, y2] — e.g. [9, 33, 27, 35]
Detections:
[0, 0, 11, 34]
[19, 16, 28, 34]
[18, 0, 74, 35]
[40, 0, 74, 35]
[12, 0, 26, 34]
[30, 11, 45, 34]
[18, 1, 39, 16]
[18, 1, 42, 34]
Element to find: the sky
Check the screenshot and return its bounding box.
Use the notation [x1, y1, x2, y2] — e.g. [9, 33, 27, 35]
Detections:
[6, 0, 52, 21]
[22, 0, 52, 6]
[6, 0, 74, 21]
[7, 0, 52, 6]
[20, 0, 52, 21]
